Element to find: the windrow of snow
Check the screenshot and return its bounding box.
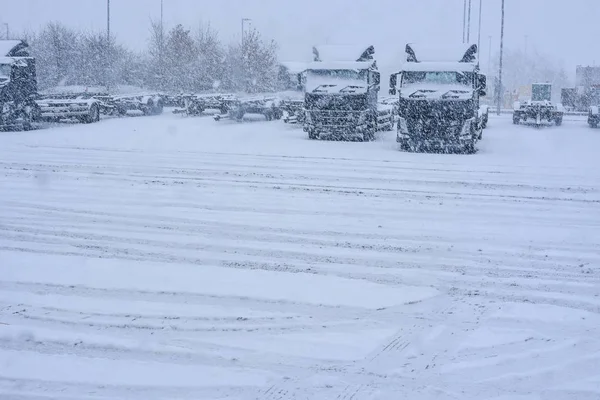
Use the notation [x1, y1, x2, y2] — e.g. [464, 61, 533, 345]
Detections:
[1, 253, 439, 310]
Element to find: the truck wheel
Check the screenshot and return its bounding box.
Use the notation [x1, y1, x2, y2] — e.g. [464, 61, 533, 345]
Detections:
[398, 139, 411, 152]
[21, 112, 34, 131]
[153, 100, 164, 115]
[590, 120, 598, 128]
[144, 100, 154, 116]
[84, 104, 100, 124]
[512, 115, 520, 125]
[308, 129, 318, 140]
[463, 141, 476, 154]
[555, 117, 562, 126]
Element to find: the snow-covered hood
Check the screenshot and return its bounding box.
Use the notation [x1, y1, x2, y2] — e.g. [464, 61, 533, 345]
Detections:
[400, 84, 473, 100]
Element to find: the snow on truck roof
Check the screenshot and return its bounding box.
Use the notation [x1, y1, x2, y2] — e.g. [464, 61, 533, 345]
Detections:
[405, 43, 478, 63]
[401, 61, 478, 73]
[307, 61, 374, 71]
[312, 44, 375, 62]
[280, 61, 307, 74]
[0, 40, 30, 59]
[0, 40, 24, 56]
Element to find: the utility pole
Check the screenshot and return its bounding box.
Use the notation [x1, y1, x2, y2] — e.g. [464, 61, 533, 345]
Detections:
[106, 0, 110, 40]
[462, 0, 467, 43]
[159, 0, 164, 91]
[241, 18, 251, 91]
[497, 0, 505, 115]
[467, 0, 472, 43]
[488, 35, 492, 75]
[2, 23, 8, 40]
[105, 0, 111, 92]
[477, 0, 482, 55]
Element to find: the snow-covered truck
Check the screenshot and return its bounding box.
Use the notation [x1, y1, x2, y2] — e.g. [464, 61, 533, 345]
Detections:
[303, 45, 383, 141]
[512, 83, 563, 126]
[389, 43, 487, 154]
[0, 40, 39, 130]
[1, 40, 104, 129]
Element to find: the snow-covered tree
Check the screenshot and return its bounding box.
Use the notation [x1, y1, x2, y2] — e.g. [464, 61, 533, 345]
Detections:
[223, 28, 278, 93]
[163, 24, 198, 92]
[194, 23, 224, 91]
[21, 20, 280, 94]
[27, 22, 82, 89]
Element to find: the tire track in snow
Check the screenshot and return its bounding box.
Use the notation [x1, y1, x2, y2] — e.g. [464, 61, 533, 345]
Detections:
[2, 116, 600, 399]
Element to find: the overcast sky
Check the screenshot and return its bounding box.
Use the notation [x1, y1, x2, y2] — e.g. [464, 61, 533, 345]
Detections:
[2, 0, 599, 79]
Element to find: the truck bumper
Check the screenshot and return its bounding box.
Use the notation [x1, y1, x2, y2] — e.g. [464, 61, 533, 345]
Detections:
[396, 116, 476, 151]
[304, 110, 370, 137]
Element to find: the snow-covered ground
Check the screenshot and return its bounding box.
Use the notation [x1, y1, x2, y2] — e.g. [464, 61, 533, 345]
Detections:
[1, 111, 599, 400]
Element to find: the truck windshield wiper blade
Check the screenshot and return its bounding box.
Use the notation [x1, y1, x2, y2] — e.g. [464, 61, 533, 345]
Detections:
[339, 85, 365, 93]
[409, 89, 436, 98]
[441, 89, 470, 99]
[312, 84, 336, 93]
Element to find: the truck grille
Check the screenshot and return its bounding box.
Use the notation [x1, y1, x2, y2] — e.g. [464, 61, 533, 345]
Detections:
[307, 110, 365, 129]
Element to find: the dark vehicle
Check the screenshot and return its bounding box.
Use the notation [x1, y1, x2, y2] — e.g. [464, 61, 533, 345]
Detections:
[589, 106, 599, 128]
[303, 45, 381, 141]
[95, 93, 164, 117]
[0, 40, 39, 130]
[281, 98, 305, 124]
[173, 93, 233, 116]
[213, 96, 283, 122]
[389, 43, 487, 154]
[561, 66, 600, 112]
[513, 83, 563, 126]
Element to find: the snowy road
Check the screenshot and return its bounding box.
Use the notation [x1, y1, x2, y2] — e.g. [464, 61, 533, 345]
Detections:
[1, 112, 600, 399]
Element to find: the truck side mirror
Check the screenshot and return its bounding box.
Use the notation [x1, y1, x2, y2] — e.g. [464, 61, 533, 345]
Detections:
[389, 74, 397, 95]
[478, 75, 487, 96]
[373, 72, 380, 86]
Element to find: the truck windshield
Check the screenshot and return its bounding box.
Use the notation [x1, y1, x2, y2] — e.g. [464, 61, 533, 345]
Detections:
[0, 64, 11, 81]
[307, 69, 366, 81]
[403, 71, 472, 86]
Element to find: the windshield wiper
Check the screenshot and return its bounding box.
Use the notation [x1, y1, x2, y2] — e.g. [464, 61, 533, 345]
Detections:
[339, 85, 365, 93]
[312, 84, 336, 93]
[441, 89, 470, 99]
[409, 89, 436, 98]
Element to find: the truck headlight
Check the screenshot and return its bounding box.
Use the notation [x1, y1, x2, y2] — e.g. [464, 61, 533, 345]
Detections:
[305, 111, 312, 123]
[460, 118, 474, 137]
[397, 117, 409, 134]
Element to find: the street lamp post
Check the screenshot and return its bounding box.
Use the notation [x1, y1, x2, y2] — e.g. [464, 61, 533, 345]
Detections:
[462, 0, 467, 43]
[488, 35, 492, 75]
[241, 18, 251, 91]
[107, 0, 110, 40]
[467, 0, 472, 43]
[159, 0, 164, 91]
[497, 0, 505, 115]
[477, 0, 482, 54]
